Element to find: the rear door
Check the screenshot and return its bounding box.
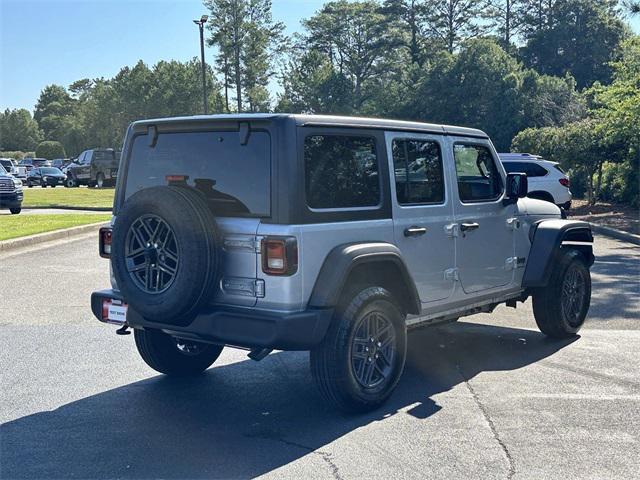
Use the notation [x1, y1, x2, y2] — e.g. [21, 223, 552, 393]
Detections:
[123, 128, 272, 307]
[451, 140, 515, 294]
[387, 132, 456, 304]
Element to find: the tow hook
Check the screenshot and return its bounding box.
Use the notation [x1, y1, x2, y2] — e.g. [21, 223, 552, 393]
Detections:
[116, 325, 131, 335]
[248, 348, 272, 361]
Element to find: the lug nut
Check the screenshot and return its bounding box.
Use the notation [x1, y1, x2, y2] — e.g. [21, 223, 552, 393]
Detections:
[377, 341, 382, 347]
[368, 357, 372, 362]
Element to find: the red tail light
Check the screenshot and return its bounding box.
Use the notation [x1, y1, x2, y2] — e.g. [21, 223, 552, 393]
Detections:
[559, 178, 570, 187]
[261, 237, 298, 276]
[99, 227, 112, 258]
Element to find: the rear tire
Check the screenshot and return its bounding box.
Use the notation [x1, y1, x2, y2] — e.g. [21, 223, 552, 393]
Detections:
[310, 286, 407, 413]
[134, 328, 223, 376]
[532, 249, 591, 338]
[9, 207, 21, 214]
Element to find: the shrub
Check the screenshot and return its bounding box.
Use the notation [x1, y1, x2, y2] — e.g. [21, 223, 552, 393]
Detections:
[0, 151, 31, 160]
[35, 141, 66, 159]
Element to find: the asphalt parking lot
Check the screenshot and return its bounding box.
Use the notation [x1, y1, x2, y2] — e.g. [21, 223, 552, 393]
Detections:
[1, 233, 638, 479]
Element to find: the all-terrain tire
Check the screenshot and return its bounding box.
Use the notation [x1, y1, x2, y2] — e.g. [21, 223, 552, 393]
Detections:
[310, 286, 407, 413]
[532, 249, 591, 338]
[134, 328, 223, 376]
[111, 186, 220, 324]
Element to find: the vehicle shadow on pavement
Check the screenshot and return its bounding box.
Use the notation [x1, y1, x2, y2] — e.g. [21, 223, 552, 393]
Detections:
[0, 321, 575, 479]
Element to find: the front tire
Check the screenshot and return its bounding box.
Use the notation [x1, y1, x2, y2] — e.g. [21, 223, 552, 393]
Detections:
[9, 207, 21, 214]
[134, 328, 223, 376]
[310, 287, 407, 413]
[96, 173, 105, 188]
[532, 249, 591, 338]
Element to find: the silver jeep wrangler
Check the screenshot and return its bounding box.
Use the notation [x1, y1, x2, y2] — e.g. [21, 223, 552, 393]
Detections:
[92, 114, 594, 412]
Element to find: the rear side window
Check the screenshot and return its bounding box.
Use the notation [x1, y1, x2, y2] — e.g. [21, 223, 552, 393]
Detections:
[502, 161, 548, 177]
[392, 139, 444, 205]
[454, 144, 503, 202]
[124, 131, 271, 217]
[304, 135, 380, 209]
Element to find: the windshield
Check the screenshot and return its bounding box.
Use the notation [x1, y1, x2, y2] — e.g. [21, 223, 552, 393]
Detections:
[40, 167, 62, 174]
[124, 130, 271, 217]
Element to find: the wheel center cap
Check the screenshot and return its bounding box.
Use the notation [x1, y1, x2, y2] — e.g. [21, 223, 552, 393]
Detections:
[144, 246, 158, 264]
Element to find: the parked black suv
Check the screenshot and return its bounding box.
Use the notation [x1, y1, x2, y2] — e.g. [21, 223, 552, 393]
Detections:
[65, 148, 120, 188]
[0, 163, 23, 214]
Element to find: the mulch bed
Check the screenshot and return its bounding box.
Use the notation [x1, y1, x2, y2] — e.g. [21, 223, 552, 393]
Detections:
[569, 199, 640, 235]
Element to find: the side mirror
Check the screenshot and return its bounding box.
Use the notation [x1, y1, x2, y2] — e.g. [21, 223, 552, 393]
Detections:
[504, 172, 528, 205]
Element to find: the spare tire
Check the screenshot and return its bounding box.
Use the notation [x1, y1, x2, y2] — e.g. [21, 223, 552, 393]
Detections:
[111, 186, 220, 324]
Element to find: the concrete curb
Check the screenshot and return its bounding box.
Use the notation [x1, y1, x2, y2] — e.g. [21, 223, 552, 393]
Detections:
[22, 205, 112, 212]
[0, 221, 108, 252]
[590, 223, 640, 246]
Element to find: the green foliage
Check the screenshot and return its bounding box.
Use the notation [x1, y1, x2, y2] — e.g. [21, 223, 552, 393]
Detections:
[35, 140, 66, 159]
[205, 0, 285, 112]
[520, 0, 628, 88]
[0, 151, 34, 160]
[0, 109, 43, 151]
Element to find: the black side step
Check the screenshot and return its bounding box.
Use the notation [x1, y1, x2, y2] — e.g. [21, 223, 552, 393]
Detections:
[248, 348, 272, 361]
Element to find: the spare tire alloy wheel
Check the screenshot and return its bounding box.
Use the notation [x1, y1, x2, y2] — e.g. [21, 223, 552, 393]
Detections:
[125, 214, 179, 294]
[111, 186, 220, 324]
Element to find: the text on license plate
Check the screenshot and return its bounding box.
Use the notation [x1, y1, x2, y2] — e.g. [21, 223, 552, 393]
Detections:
[102, 299, 127, 324]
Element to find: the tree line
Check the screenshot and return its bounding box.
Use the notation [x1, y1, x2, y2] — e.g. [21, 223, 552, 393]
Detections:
[0, 0, 637, 204]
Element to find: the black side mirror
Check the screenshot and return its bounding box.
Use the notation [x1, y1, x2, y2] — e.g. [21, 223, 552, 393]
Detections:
[504, 172, 528, 205]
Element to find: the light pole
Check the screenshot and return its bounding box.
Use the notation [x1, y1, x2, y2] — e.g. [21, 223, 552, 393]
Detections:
[193, 15, 209, 114]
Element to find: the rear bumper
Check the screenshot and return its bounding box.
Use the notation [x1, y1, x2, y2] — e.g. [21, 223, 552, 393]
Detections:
[91, 289, 334, 351]
[0, 191, 23, 208]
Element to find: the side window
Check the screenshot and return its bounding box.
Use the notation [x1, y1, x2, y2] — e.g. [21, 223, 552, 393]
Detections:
[304, 135, 380, 209]
[454, 144, 503, 203]
[503, 161, 547, 177]
[392, 139, 444, 205]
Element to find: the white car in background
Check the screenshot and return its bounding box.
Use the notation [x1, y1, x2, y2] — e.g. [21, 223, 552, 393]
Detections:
[498, 153, 572, 210]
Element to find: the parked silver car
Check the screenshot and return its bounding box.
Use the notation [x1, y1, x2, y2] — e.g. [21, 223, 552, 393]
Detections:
[91, 114, 594, 412]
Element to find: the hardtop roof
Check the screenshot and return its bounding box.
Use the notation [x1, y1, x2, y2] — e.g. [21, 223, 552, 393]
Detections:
[131, 113, 488, 138]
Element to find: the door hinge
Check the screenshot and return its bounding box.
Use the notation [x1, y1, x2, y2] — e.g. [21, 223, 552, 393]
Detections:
[444, 268, 459, 281]
[444, 223, 459, 238]
[506, 218, 521, 230]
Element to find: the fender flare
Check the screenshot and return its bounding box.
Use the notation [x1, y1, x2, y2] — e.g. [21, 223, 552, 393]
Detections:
[522, 219, 594, 288]
[308, 242, 421, 315]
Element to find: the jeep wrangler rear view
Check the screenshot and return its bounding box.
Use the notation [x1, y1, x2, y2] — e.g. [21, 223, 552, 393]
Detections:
[92, 114, 594, 412]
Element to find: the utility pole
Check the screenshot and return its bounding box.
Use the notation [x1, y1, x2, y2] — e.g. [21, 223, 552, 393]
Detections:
[193, 15, 209, 114]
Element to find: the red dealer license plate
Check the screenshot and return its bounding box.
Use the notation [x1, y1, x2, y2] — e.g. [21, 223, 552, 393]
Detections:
[102, 299, 128, 325]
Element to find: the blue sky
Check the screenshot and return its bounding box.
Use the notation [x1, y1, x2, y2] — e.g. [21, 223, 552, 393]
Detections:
[1, 0, 639, 112]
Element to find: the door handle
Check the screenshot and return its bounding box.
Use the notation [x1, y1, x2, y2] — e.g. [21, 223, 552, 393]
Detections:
[460, 222, 480, 232]
[404, 226, 427, 237]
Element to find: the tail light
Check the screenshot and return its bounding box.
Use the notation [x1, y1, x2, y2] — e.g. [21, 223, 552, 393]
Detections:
[559, 178, 570, 187]
[261, 237, 298, 276]
[99, 227, 112, 258]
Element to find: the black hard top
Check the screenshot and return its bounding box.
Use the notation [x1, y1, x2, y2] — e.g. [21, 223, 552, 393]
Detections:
[131, 113, 489, 139]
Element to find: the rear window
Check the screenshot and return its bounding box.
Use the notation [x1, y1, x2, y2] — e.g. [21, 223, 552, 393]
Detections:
[502, 161, 548, 177]
[124, 131, 271, 217]
[553, 164, 565, 174]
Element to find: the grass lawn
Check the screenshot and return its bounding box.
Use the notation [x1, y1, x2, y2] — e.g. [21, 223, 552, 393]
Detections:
[21, 187, 115, 209]
[0, 214, 111, 241]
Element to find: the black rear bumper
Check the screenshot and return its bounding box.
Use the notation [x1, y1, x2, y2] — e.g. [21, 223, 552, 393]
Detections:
[91, 289, 333, 351]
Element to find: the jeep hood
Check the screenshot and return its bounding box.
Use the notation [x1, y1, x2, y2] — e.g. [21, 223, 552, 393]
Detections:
[516, 197, 562, 217]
